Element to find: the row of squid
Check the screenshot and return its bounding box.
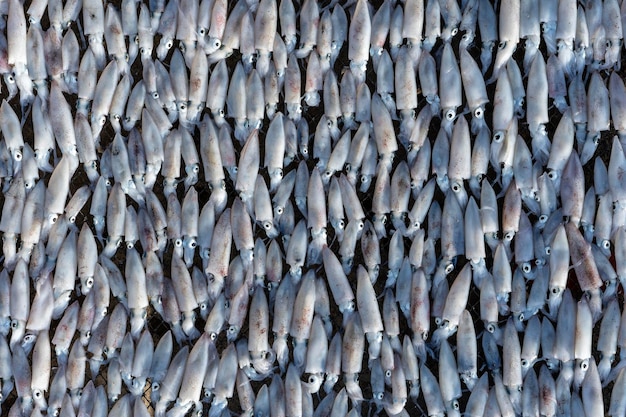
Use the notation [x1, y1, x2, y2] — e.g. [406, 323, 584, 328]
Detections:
[2, 0, 626, 415]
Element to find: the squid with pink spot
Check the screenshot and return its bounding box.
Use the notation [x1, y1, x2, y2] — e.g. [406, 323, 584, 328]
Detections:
[368, 0, 391, 68]
[254, 0, 276, 78]
[186, 51, 208, 125]
[204, 0, 227, 55]
[348, 0, 371, 85]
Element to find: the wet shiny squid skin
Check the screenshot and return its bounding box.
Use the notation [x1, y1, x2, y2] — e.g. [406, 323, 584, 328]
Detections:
[1, 0, 626, 415]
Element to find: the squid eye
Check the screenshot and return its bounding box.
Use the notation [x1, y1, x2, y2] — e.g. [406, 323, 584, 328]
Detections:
[175, 239, 183, 247]
[548, 170, 557, 180]
[518, 313, 524, 321]
[539, 214, 548, 223]
[499, 41, 507, 49]
[445, 109, 455, 120]
[521, 359, 528, 367]
[214, 40, 221, 48]
[263, 222, 272, 230]
[210, 332, 217, 340]
[551, 287, 559, 295]
[445, 263, 454, 274]
[545, 247, 551, 255]
[152, 91, 159, 100]
[193, 165, 200, 173]
[338, 220, 345, 229]
[50, 215, 58, 224]
[474, 107, 483, 119]
[190, 240, 197, 248]
[493, 132, 504, 142]
[580, 361, 588, 370]
[452, 183, 461, 192]
[166, 41, 173, 49]
[134, 35, 140, 44]
[452, 400, 459, 410]
[7, 74, 14, 83]
[451, 28, 458, 36]
[522, 263, 531, 274]
[179, 102, 187, 111]
[86, 277, 94, 287]
[301, 147, 308, 154]
[198, 28, 206, 36]
[385, 370, 392, 378]
[276, 207, 283, 215]
[487, 324, 495, 333]
[308, 375, 317, 384]
[603, 240, 611, 249]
